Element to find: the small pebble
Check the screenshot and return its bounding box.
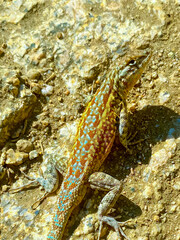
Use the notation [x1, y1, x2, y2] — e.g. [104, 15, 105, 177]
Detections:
[27, 69, 41, 79]
[61, 115, 66, 122]
[158, 74, 168, 83]
[137, 237, 149, 240]
[153, 215, 160, 222]
[159, 90, 170, 104]
[58, 97, 63, 103]
[149, 149, 168, 171]
[70, 116, 74, 121]
[24, 212, 34, 221]
[2, 43, 7, 49]
[16, 139, 34, 153]
[20, 165, 27, 172]
[169, 204, 177, 213]
[42, 120, 49, 128]
[142, 185, 153, 199]
[41, 85, 54, 96]
[151, 65, 158, 70]
[31, 52, 46, 64]
[2, 185, 8, 192]
[172, 182, 180, 191]
[145, 74, 151, 81]
[29, 150, 39, 160]
[168, 52, 174, 58]
[65, 89, 70, 96]
[129, 103, 137, 113]
[151, 72, 158, 79]
[57, 32, 64, 39]
[158, 61, 164, 67]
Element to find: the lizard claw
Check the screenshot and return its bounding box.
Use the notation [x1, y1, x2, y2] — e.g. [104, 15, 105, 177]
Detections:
[98, 216, 131, 240]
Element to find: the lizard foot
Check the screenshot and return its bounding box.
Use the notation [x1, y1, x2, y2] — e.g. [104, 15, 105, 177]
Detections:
[98, 216, 130, 240]
[9, 170, 52, 209]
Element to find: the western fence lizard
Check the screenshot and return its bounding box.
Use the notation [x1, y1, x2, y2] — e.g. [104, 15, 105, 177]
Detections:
[11, 48, 151, 240]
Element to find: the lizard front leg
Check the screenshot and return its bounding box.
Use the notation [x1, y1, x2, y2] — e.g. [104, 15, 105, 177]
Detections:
[119, 100, 143, 152]
[119, 100, 129, 150]
[89, 172, 130, 240]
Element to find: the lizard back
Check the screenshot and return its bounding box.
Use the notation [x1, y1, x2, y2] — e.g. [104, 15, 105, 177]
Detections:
[47, 48, 151, 239]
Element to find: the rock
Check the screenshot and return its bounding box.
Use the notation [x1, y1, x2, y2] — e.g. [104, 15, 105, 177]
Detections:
[6, 77, 20, 86]
[0, 91, 37, 147]
[6, 149, 29, 165]
[31, 85, 41, 94]
[16, 139, 34, 153]
[9, 86, 19, 97]
[27, 69, 41, 80]
[31, 51, 46, 64]
[150, 224, 162, 237]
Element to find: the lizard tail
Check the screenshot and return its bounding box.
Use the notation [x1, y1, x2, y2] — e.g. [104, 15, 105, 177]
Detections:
[47, 204, 72, 240]
[47, 178, 85, 240]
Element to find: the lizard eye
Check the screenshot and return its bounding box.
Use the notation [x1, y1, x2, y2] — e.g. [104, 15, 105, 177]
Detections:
[129, 59, 136, 65]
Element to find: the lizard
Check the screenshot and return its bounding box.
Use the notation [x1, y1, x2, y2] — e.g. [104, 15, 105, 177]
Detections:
[10, 47, 151, 240]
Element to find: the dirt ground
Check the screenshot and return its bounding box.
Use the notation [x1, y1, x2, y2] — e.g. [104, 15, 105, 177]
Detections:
[0, 1, 179, 240]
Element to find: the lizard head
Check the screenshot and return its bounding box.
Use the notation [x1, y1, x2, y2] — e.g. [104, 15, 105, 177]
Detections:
[112, 48, 152, 97]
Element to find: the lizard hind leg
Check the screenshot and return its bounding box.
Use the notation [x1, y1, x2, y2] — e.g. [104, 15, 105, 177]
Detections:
[88, 172, 130, 240]
[9, 161, 61, 209]
[9, 152, 68, 208]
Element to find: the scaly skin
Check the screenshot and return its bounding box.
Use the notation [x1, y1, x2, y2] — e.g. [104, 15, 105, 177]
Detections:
[47, 48, 151, 239]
